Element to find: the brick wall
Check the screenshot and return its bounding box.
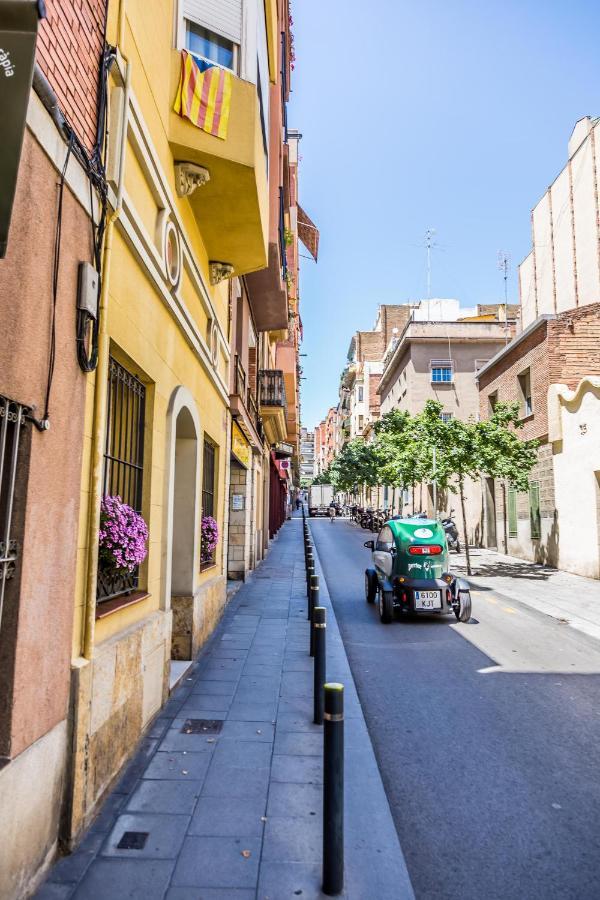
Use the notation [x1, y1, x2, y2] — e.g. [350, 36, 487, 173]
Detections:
[547, 301, 600, 389]
[36, 0, 107, 151]
[380, 305, 412, 344]
[479, 301, 600, 441]
[478, 320, 549, 440]
[369, 373, 380, 418]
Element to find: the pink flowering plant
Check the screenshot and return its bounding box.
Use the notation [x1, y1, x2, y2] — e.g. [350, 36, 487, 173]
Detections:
[201, 515, 219, 564]
[98, 495, 149, 575]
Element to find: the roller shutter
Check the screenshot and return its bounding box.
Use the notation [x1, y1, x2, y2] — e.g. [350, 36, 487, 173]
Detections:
[183, 0, 242, 44]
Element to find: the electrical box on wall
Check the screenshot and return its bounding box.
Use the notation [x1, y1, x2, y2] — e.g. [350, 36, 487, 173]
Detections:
[77, 262, 99, 318]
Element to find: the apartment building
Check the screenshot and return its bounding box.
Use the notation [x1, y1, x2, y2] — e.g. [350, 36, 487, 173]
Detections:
[0, 0, 306, 894]
[479, 117, 600, 577]
[378, 303, 513, 537]
[338, 305, 412, 447]
[299, 426, 315, 482]
[0, 2, 108, 895]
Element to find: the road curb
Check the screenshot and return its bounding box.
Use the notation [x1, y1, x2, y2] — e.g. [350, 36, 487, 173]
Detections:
[306, 519, 416, 900]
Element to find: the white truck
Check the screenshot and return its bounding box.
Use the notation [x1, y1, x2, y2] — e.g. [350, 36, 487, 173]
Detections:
[309, 484, 334, 517]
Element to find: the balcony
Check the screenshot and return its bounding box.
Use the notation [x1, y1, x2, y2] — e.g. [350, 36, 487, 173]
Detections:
[259, 369, 287, 445]
[168, 51, 269, 276]
[230, 355, 263, 447]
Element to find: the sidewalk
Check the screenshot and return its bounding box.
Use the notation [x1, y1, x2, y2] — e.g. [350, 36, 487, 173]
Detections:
[36, 515, 413, 900]
[454, 547, 600, 641]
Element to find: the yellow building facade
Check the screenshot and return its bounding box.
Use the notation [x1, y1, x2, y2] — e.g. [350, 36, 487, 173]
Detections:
[67, 0, 277, 838]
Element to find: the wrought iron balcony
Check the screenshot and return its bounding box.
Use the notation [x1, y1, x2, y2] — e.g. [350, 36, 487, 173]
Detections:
[259, 370, 287, 408]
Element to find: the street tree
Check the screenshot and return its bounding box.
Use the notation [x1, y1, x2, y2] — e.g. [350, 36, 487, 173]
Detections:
[331, 438, 380, 495]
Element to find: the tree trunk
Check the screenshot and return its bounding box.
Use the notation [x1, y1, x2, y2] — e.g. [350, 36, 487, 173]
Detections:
[459, 477, 471, 576]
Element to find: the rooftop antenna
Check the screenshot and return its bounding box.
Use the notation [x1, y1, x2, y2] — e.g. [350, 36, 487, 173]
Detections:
[425, 228, 436, 319]
[498, 250, 511, 344]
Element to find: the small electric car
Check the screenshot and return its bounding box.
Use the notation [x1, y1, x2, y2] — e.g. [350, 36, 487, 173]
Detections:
[364, 517, 472, 624]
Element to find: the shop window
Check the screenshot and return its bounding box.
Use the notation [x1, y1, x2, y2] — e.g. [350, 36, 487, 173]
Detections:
[529, 482, 541, 540]
[98, 357, 146, 603]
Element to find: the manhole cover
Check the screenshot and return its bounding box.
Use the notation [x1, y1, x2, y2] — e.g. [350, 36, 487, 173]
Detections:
[117, 831, 148, 850]
[180, 718, 223, 735]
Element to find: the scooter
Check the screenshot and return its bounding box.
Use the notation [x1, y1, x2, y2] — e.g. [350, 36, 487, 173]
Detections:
[441, 510, 460, 552]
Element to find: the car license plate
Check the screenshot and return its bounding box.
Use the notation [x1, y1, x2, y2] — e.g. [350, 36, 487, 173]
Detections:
[414, 590, 442, 610]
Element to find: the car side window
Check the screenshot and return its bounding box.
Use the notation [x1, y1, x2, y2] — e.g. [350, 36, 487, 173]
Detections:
[376, 526, 394, 552]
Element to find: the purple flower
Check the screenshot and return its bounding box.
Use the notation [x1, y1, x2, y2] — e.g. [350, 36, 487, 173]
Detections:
[99, 495, 148, 575]
[201, 515, 219, 563]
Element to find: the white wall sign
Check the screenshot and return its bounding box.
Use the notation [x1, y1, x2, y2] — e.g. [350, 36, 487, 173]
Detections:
[232, 494, 244, 511]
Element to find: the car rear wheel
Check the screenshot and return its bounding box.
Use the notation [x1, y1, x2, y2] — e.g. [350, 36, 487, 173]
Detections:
[379, 589, 393, 624]
[454, 590, 472, 623]
[365, 568, 377, 604]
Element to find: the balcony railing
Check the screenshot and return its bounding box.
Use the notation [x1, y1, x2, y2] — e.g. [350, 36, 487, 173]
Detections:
[259, 370, 287, 408]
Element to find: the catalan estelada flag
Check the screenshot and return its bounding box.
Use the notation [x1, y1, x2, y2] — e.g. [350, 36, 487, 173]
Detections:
[173, 51, 232, 140]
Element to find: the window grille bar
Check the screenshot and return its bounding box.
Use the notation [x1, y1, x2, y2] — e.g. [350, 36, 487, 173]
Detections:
[0, 397, 27, 634]
[98, 358, 146, 602]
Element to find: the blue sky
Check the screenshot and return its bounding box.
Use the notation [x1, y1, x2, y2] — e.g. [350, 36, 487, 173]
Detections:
[288, 0, 600, 430]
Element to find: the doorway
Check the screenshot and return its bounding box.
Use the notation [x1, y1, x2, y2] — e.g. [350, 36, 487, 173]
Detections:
[170, 406, 198, 680]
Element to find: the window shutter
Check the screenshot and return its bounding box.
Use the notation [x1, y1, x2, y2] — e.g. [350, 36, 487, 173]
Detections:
[508, 488, 517, 537]
[183, 0, 242, 44]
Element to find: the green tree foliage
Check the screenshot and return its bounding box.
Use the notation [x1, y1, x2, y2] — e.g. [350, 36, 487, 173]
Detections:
[330, 399, 538, 574]
[330, 438, 380, 493]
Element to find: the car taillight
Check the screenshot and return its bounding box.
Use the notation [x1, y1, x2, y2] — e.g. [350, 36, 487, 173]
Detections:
[408, 545, 443, 555]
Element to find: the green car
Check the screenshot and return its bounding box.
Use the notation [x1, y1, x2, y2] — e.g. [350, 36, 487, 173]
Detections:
[364, 518, 472, 624]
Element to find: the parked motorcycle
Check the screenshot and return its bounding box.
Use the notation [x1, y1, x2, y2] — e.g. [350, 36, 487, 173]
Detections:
[441, 510, 460, 552]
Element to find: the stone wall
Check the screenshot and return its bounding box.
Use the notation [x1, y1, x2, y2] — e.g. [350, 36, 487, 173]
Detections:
[227, 460, 251, 579]
[66, 610, 171, 843]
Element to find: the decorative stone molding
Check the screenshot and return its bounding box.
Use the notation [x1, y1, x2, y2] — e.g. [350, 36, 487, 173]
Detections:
[547, 377, 600, 443]
[174, 162, 211, 198]
[209, 261, 235, 285]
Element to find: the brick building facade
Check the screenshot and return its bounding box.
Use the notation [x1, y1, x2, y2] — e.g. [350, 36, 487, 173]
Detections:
[478, 302, 600, 571]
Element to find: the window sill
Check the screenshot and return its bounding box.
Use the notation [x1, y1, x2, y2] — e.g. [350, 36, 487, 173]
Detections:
[519, 413, 534, 424]
[200, 561, 217, 573]
[96, 591, 150, 620]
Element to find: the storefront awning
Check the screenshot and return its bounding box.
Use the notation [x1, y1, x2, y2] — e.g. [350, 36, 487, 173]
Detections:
[297, 204, 319, 262]
[0, 1, 45, 257]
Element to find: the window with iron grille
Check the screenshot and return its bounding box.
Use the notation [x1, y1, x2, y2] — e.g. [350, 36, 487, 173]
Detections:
[201, 437, 217, 568]
[202, 437, 216, 519]
[0, 396, 29, 638]
[97, 357, 146, 603]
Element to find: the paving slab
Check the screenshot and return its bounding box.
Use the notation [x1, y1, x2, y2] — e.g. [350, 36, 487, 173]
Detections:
[36, 515, 413, 899]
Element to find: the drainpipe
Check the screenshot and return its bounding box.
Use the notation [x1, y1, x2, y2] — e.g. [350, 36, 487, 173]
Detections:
[81, 42, 130, 660]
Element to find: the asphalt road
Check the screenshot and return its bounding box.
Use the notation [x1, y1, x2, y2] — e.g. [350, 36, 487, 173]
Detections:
[311, 516, 600, 900]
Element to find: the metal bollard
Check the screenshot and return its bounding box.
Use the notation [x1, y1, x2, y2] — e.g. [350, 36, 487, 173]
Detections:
[313, 607, 326, 723]
[323, 683, 344, 896]
[306, 564, 314, 603]
[309, 574, 319, 652]
[306, 551, 314, 579]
